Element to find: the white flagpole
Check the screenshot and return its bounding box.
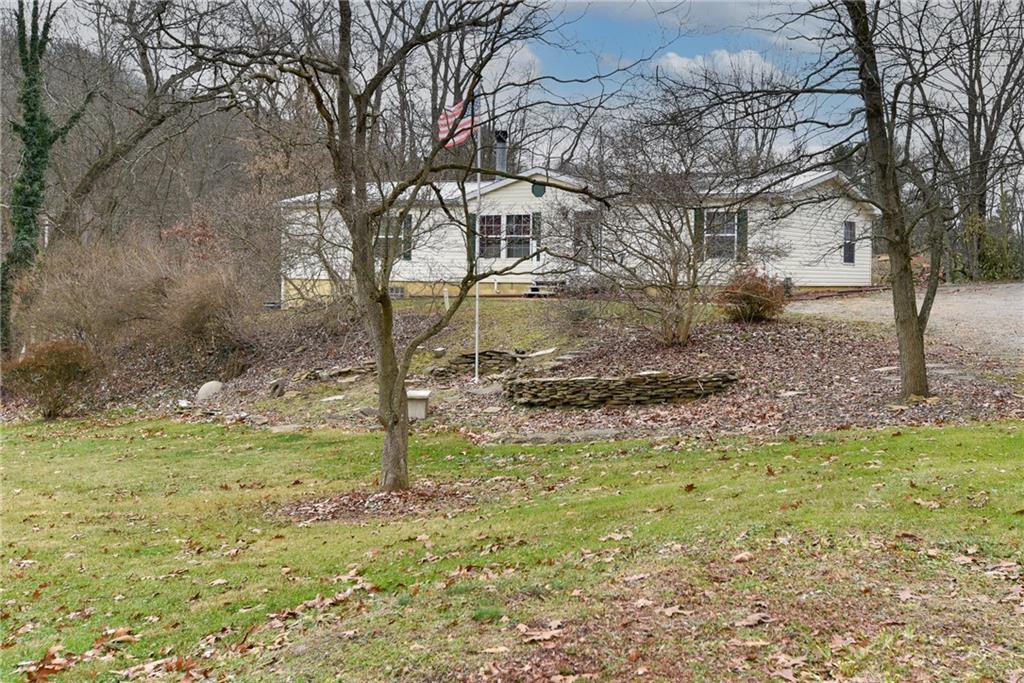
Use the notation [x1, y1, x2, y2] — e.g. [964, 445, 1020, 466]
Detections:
[473, 114, 482, 384]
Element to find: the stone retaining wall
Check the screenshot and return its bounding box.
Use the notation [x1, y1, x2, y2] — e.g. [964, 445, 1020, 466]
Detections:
[504, 370, 738, 408]
[436, 350, 525, 377]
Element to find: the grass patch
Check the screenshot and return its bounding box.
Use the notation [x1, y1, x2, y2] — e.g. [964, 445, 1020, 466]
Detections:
[2, 418, 1022, 680]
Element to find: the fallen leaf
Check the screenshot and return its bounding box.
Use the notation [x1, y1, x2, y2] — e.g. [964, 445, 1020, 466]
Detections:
[734, 612, 772, 627]
[656, 605, 687, 617]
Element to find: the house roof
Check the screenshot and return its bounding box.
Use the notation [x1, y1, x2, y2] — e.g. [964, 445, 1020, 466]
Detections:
[278, 167, 582, 208]
[279, 166, 880, 215]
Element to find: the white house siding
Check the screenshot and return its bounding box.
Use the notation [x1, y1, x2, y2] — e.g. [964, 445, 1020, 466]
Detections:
[283, 171, 583, 297]
[754, 181, 875, 287]
[281, 171, 877, 298]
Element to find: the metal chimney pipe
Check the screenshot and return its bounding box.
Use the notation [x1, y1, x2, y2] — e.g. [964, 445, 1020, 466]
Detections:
[494, 129, 508, 173]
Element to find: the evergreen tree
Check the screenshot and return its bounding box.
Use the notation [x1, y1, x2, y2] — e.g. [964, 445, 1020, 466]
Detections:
[1, 0, 89, 355]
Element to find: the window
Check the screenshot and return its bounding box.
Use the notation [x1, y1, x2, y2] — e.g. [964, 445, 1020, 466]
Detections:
[842, 221, 856, 264]
[478, 215, 503, 258]
[505, 215, 532, 258]
[476, 214, 536, 259]
[705, 211, 737, 260]
[573, 210, 602, 263]
[373, 214, 412, 261]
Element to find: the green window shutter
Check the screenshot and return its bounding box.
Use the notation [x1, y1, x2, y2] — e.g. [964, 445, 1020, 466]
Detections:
[693, 208, 705, 257]
[467, 213, 477, 260]
[532, 212, 542, 260]
[402, 214, 413, 260]
[736, 209, 748, 262]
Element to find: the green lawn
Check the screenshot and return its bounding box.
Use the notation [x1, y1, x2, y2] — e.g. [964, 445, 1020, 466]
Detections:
[2, 419, 1022, 680]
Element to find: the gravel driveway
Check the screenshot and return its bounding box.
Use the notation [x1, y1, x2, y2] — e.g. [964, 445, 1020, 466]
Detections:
[790, 282, 1023, 366]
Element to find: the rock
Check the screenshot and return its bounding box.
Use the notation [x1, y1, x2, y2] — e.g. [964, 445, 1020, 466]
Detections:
[481, 406, 503, 414]
[526, 347, 558, 358]
[293, 369, 319, 382]
[176, 399, 193, 410]
[269, 424, 302, 433]
[196, 381, 224, 402]
[336, 376, 359, 385]
[282, 390, 299, 399]
[268, 377, 288, 398]
[467, 382, 503, 397]
[320, 394, 346, 402]
[356, 406, 378, 418]
[503, 370, 738, 408]
[249, 415, 269, 426]
[432, 347, 447, 358]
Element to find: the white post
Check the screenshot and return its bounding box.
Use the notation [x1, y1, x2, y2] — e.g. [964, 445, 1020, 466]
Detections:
[473, 127, 482, 383]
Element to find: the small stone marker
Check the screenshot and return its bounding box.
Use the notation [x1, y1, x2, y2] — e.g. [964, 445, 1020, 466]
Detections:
[268, 377, 288, 398]
[407, 389, 432, 420]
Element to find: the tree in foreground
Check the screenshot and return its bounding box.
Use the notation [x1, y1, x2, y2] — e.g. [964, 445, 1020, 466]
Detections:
[163, 0, 628, 489]
[672, 0, 1024, 398]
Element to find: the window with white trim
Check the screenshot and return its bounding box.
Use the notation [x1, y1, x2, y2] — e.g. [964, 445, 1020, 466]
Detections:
[705, 211, 737, 260]
[478, 215, 503, 258]
[573, 210, 602, 263]
[372, 214, 412, 261]
[477, 214, 535, 259]
[505, 214, 532, 258]
[842, 221, 856, 264]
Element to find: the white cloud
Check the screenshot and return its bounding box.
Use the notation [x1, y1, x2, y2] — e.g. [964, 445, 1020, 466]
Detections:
[655, 48, 778, 78]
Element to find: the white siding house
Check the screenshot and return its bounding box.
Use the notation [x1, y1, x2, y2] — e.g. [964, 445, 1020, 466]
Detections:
[279, 168, 879, 302]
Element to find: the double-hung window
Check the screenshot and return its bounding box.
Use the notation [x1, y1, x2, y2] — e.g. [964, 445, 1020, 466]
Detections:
[573, 210, 602, 263]
[478, 215, 503, 258]
[842, 221, 856, 264]
[705, 211, 737, 260]
[505, 215, 532, 258]
[373, 214, 413, 261]
[476, 214, 536, 259]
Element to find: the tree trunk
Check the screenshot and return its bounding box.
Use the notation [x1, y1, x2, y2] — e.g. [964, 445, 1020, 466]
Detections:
[380, 410, 410, 491]
[373, 322, 411, 491]
[845, 0, 931, 399]
[888, 237, 930, 397]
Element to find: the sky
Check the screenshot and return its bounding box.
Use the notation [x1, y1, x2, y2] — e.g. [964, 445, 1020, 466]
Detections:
[529, 1, 802, 84]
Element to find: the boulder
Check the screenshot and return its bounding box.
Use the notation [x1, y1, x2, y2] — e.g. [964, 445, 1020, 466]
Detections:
[467, 382, 503, 397]
[196, 381, 224, 402]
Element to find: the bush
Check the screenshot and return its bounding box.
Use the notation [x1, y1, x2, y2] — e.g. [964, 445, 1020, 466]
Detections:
[18, 236, 257, 361]
[719, 269, 787, 323]
[157, 267, 252, 355]
[3, 341, 100, 419]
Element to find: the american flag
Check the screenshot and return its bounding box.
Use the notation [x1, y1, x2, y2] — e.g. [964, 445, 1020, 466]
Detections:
[438, 93, 482, 149]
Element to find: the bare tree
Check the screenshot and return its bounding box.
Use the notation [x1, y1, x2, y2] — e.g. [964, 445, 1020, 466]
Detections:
[162, 0, 628, 490]
[910, 0, 1024, 278]
[665, 0, 1024, 398]
[555, 92, 785, 346]
[47, 0, 241, 239]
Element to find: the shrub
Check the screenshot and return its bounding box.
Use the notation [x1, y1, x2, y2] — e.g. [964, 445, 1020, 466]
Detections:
[3, 341, 100, 419]
[156, 266, 252, 355]
[18, 236, 258, 362]
[719, 269, 787, 323]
